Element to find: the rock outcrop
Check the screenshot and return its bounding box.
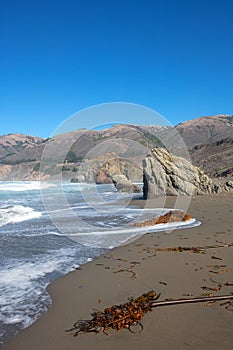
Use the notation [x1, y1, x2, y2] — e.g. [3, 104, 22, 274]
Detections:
[95, 169, 112, 184]
[112, 175, 141, 193]
[143, 148, 233, 199]
[95, 158, 142, 184]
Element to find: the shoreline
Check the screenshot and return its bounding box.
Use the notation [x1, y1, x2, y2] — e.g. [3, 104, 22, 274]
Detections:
[3, 193, 233, 350]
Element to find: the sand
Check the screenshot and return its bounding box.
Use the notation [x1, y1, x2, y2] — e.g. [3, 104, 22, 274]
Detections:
[3, 193, 233, 350]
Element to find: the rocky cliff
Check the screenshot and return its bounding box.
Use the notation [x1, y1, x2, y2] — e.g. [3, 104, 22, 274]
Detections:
[143, 148, 233, 199]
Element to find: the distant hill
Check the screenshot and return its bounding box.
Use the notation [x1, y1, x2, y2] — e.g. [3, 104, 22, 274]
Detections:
[0, 115, 232, 181]
[0, 125, 165, 181]
[174, 115, 233, 177]
[155, 114, 233, 150]
[175, 114, 233, 147]
[0, 134, 46, 162]
[189, 136, 233, 177]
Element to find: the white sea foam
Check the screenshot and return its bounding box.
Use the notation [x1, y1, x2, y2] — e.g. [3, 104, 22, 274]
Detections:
[68, 218, 199, 236]
[66, 218, 201, 248]
[14, 231, 64, 237]
[0, 181, 55, 192]
[46, 205, 90, 214]
[0, 181, 202, 345]
[0, 247, 85, 328]
[0, 205, 42, 227]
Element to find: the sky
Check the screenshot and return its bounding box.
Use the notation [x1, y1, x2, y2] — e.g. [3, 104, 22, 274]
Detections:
[1, 0, 233, 137]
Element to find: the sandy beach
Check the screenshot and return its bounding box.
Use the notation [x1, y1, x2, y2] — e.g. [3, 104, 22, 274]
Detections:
[3, 193, 233, 350]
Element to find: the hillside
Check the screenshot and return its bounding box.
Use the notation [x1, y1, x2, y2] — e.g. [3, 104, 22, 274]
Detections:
[176, 114, 233, 147]
[0, 115, 232, 181]
[155, 114, 233, 151]
[173, 115, 233, 177]
[0, 134, 47, 162]
[189, 137, 233, 177]
[0, 125, 164, 181]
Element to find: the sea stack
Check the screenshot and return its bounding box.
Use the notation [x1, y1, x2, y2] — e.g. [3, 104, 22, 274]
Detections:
[143, 148, 233, 199]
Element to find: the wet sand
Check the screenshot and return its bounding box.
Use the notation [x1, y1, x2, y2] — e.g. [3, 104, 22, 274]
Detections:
[3, 194, 233, 350]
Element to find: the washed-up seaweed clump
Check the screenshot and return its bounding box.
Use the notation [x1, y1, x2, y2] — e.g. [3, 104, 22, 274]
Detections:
[66, 291, 233, 337]
[66, 290, 160, 336]
[133, 210, 192, 227]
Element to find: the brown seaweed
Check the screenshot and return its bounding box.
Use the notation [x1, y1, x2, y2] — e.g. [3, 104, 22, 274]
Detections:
[66, 291, 233, 337]
[133, 210, 192, 227]
[66, 291, 159, 336]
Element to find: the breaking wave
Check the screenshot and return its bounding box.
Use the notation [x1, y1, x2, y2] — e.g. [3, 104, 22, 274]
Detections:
[0, 205, 42, 227]
[0, 181, 55, 192]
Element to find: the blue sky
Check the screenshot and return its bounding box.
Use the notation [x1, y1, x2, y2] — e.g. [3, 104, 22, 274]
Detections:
[1, 0, 233, 137]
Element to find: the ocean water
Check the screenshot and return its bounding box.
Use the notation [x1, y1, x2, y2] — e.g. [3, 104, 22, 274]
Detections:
[0, 181, 200, 346]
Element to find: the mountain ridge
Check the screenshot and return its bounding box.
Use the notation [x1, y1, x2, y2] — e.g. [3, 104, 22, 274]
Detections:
[0, 114, 232, 181]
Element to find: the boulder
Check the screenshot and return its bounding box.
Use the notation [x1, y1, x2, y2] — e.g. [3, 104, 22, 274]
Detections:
[71, 156, 142, 184]
[112, 175, 141, 193]
[143, 148, 233, 199]
[95, 169, 112, 184]
[95, 158, 142, 184]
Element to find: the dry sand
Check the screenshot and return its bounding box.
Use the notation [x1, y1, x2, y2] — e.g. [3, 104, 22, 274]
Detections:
[3, 194, 233, 350]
